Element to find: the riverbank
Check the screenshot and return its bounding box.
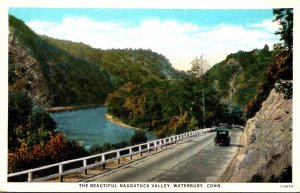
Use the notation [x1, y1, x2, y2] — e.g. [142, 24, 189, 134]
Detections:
[46, 104, 102, 113]
[105, 113, 141, 130]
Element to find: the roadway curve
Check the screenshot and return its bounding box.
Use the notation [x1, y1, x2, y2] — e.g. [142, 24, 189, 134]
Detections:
[84, 128, 242, 182]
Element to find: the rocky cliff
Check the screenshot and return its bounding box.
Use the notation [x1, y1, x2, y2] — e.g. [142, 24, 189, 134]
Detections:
[9, 27, 53, 105]
[221, 87, 292, 182]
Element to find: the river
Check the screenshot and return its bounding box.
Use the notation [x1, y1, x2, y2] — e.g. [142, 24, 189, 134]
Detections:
[50, 107, 155, 149]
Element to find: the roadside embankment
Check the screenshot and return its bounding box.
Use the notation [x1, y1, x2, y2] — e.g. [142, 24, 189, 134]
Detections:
[220, 88, 292, 182]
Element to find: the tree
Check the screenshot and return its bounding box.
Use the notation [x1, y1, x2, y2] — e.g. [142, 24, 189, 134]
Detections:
[273, 9, 293, 50]
[8, 90, 33, 151]
[29, 106, 56, 131]
[267, 9, 293, 80]
[263, 44, 269, 52]
[187, 55, 209, 78]
[130, 130, 147, 145]
[187, 55, 209, 127]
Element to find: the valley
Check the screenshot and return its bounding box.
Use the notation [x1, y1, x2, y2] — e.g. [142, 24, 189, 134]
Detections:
[7, 8, 293, 184]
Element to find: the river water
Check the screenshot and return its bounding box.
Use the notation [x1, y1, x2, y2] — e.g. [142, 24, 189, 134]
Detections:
[50, 107, 155, 149]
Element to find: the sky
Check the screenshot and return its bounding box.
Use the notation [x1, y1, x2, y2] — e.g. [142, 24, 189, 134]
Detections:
[9, 8, 281, 71]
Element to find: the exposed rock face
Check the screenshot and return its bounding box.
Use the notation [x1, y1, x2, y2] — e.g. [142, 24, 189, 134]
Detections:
[9, 27, 53, 106]
[221, 88, 292, 182]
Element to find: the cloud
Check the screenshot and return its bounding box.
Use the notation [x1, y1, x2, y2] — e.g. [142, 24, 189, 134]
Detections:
[250, 18, 279, 32]
[27, 16, 280, 71]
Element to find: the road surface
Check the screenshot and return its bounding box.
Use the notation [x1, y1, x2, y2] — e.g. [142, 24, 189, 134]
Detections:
[84, 128, 242, 182]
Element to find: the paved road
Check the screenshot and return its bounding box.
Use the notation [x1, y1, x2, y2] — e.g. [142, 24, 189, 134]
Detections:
[84, 128, 242, 182]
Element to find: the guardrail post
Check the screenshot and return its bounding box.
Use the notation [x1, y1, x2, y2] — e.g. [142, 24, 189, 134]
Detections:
[59, 164, 63, 182]
[129, 148, 133, 160]
[102, 154, 106, 169]
[117, 151, 121, 164]
[139, 145, 142, 156]
[159, 140, 162, 149]
[28, 172, 33, 182]
[83, 159, 87, 175]
[147, 143, 150, 154]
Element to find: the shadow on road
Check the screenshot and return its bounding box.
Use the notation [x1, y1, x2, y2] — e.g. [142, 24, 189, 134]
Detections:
[229, 144, 243, 147]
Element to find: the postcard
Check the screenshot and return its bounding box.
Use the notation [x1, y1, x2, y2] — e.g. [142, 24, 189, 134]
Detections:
[0, 0, 299, 192]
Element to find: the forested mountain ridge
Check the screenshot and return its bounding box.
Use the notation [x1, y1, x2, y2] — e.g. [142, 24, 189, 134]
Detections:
[9, 15, 114, 107]
[203, 48, 272, 117]
[41, 36, 186, 86]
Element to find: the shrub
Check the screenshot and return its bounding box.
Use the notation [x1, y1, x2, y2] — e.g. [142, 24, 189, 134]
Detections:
[274, 80, 292, 99]
[130, 130, 148, 145]
[266, 45, 292, 81]
[8, 133, 88, 181]
[89, 141, 130, 155]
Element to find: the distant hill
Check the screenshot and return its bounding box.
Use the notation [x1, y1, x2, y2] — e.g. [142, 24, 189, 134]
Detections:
[41, 36, 186, 86]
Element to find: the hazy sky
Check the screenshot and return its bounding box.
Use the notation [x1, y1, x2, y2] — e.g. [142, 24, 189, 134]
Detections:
[9, 8, 280, 71]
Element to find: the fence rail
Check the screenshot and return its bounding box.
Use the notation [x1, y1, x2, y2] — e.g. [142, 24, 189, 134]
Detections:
[8, 128, 214, 182]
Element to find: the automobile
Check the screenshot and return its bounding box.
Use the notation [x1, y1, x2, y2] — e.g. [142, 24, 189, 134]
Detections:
[214, 127, 230, 146]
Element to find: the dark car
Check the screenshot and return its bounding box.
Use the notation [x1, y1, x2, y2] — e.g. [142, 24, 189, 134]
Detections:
[214, 127, 230, 146]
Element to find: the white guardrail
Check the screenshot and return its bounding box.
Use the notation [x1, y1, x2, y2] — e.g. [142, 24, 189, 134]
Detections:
[8, 128, 214, 182]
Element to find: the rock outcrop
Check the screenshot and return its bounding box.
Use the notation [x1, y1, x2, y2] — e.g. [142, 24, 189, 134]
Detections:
[9, 27, 53, 106]
[221, 88, 292, 182]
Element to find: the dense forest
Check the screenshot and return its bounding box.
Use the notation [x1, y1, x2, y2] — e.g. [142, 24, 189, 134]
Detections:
[8, 8, 293, 178]
[42, 36, 186, 86]
[104, 48, 273, 137]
